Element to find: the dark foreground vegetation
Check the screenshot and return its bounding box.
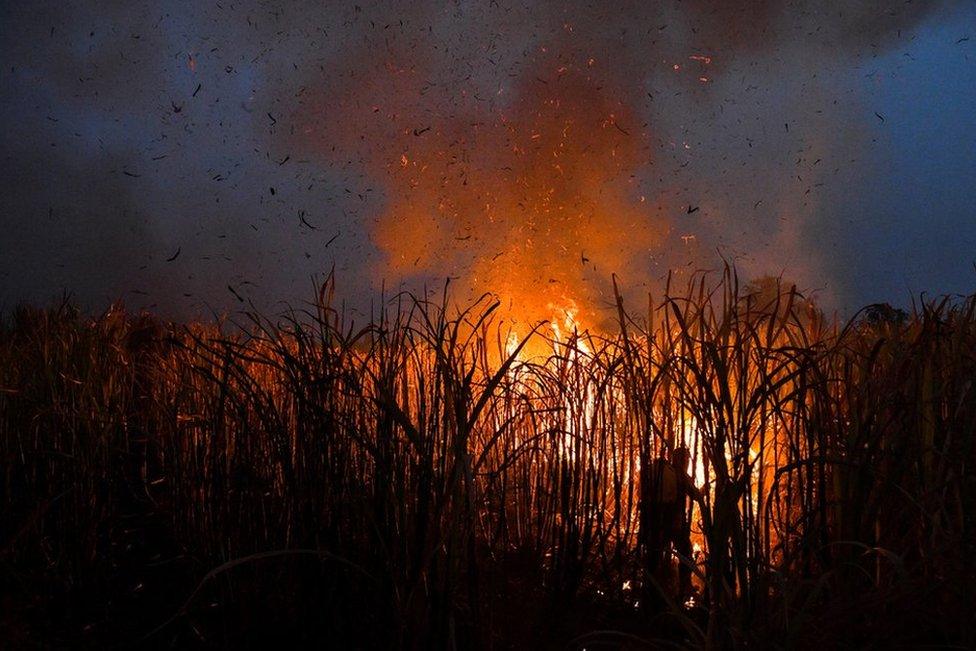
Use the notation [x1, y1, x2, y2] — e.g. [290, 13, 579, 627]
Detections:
[2, 269, 975, 649]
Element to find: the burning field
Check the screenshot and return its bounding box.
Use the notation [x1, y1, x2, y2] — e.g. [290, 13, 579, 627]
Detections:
[2, 0, 976, 649]
[2, 272, 976, 648]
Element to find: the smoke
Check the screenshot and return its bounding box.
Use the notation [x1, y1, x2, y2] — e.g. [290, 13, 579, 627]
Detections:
[299, 46, 665, 327]
[0, 0, 968, 320]
[292, 0, 956, 322]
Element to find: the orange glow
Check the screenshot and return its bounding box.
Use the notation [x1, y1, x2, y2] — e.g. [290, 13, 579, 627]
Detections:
[332, 51, 669, 335]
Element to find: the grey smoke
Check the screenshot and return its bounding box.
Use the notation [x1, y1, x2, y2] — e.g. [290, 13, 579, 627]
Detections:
[1, 1, 972, 318]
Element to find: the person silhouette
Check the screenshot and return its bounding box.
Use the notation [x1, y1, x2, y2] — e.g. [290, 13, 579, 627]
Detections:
[640, 445, 701, 606]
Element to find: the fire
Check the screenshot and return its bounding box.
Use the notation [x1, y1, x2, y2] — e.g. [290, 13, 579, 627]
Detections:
[305, 48, 669, 336]
[549, 300, 588, 353]
[504, 330, 520, 360]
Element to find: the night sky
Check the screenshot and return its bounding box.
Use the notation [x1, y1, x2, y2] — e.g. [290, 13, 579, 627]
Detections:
[2, 1, 974, 321]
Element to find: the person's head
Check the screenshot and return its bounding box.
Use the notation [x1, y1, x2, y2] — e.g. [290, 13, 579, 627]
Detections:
[672, 446, 691, 470]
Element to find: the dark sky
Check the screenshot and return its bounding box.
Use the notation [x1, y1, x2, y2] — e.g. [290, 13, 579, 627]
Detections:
[1, 1, 974, 321]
